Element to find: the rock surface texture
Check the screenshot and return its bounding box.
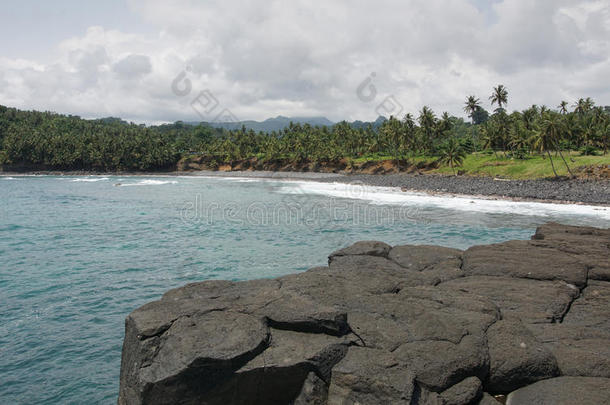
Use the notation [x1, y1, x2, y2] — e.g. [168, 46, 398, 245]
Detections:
[118, 223, 610, 404]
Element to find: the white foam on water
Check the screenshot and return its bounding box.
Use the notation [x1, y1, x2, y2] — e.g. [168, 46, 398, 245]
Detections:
[181, 175, 271, 182]
[231, 179, 263, 183]
[71, 177, 110, 182]
[1, 176, 17, 180]
[119, 179, 178, 187]
[275, 181, 610, 220]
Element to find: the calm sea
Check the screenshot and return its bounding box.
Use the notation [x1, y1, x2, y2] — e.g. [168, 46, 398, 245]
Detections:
[1, 175, 608, 404]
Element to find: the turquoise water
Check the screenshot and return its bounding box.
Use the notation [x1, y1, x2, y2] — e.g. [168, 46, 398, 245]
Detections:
[1, 175, 608, 404]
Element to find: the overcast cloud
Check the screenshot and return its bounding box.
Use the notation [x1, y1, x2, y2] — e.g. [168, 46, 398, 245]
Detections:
[0, 0, 609, 123]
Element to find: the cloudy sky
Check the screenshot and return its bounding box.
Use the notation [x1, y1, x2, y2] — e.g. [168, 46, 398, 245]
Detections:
[1, 0, 609, 123]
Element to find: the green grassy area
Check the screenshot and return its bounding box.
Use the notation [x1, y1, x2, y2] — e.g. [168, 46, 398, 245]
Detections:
[431, 152, 609, 179]
[351, 152, 609, 179]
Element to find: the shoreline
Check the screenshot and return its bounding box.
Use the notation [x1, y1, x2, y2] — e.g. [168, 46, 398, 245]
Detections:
[2, 170, 609, 206]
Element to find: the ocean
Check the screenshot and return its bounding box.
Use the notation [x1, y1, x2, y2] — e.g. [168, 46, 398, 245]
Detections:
[1, 174, 608, 404]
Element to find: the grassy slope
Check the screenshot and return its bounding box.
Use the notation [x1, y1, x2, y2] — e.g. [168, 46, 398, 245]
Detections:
[354, 152, 610, 179]
[432, 152, 609, 179]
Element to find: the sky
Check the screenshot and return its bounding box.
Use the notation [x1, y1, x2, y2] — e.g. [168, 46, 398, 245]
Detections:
[1, 0, 609, 124]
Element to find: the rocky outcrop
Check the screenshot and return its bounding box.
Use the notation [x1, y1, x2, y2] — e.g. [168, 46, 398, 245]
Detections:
[118, 223, 610, 404]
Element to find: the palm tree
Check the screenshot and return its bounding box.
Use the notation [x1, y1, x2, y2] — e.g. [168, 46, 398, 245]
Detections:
[584, 97, 595, 111]
[522, 106, 539, 131]
[380, 116, 404, 165]
[489, 85, 509, 111]
[558, 101, 569, 115]
[437, 137, 466, 175]
[464, 95, 481, 124]
[574, 97, 595, 115]
[508, 125, 530, 157]
[418, 106, 436, 152]
[438, 112, 453, 138]
[533, 114, 573, 177]
[402, 113, 417, 152]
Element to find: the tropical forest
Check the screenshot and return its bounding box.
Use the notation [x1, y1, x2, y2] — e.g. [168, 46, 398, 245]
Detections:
[1, 85, 608, 179]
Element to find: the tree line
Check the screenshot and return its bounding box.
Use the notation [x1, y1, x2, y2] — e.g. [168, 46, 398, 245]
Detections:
[0, 86, 608, 174]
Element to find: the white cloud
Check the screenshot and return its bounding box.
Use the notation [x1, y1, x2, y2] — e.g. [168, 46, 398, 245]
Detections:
[113, 54, 152, 78]
[0, 0, 609, 123]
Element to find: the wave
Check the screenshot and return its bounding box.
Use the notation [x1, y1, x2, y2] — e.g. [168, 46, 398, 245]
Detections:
[119, 179, 178, 187]
[1, 176, 17, 180]
[275, 181, 610, 220]
[181, 175, 272, 183]
[70, 177, 109, 182]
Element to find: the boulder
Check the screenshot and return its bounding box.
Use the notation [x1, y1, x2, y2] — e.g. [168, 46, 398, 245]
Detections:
[440, 376, 483, 405]
[392, 335, 489, 391]
[387, 244, 463, 272]
[486, 320, 559, 393]
[389, 244, 465, 285]
[462, 240, 588, 287]
[328, 240, 392, 262]
[440, 276, 580, 324]
[532, 222, 610, 281]
[327, 347, 418, 404]
[526, 280, 610, 378]
[119, 311, 270, 405]
[505, 376, 610, 405]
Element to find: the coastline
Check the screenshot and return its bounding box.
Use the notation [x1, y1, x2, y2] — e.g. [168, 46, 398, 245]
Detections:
[3, 170, 609, 206]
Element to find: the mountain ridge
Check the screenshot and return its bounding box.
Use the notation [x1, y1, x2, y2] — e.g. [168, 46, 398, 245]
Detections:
[184, 115, 387, 132]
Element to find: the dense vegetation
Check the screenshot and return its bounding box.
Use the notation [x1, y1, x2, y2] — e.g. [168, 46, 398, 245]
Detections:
[0, 86, 608, 176]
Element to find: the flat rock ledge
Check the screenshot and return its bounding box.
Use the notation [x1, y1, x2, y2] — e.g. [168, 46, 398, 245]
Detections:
[118, 223, 610, 405]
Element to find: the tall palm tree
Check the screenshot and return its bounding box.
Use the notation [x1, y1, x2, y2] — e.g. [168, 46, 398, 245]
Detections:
[522, 106, 538, 131]
[438, 112, 453, 138]
[533, 114, 573, 177]
[380, 116, 404, 165]
[402, 113, 417, 152]
[437, 137, 466, 175]
[489, 85, 509, 111]
[574, 97, 595, 115]
[558, 101, 569, 115]
[508, 124, 530, 156]
[463, 95, 481, 124]
[418, 106, 437, 152]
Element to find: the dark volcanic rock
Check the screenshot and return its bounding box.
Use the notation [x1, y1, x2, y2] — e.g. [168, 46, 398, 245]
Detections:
[462, 240, 588, 287]
[486, 320, 559, 393]
[505, 376, 610, 405]
[532, 222, 610, 281]
[439, 376, 483, 405]
[476, 393, 502, 405]
[439, 276, 580, 324]
[327, 346, 419, 404]
[526, 280, 610, 378]
[118, 223, 610, 404]
[387, 244, 463, 272]
[328, 240, 391, 262]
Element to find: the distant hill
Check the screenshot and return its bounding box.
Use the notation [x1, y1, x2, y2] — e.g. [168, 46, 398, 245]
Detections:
[348, 116, 387, 130]
[185, 115, 387, 132]
[96, 117, 130, 125]
[186, 116, 334, 133]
